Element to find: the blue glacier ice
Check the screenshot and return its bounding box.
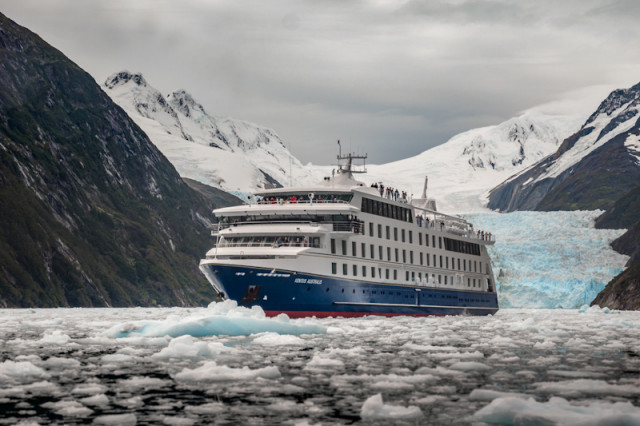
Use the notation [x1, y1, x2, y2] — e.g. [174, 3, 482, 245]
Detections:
[466, 211, 628, 309]
[103, 300, 327, 338]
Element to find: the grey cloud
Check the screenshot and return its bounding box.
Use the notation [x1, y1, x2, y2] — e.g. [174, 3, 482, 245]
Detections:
[3, 0, 640, 164]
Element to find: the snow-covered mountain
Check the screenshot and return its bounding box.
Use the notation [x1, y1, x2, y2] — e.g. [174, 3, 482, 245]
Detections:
[488, 82, 640, 212]
[104, 71, 583, 213]
[358, 112, 583, 213]
[104, 72, 319, 194]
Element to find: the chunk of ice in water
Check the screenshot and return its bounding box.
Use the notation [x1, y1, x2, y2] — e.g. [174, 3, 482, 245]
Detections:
[360, 393, 422, 420]
[93, 413, 137, 425]
[173, 361, 281, 382]
[475, 396, 640, 425]
[0, 361, 48, 383]
[41, 400, 92, 417]
[104, 300, 326, 338]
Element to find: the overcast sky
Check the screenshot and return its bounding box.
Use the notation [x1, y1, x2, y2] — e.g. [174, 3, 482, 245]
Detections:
[4, 0, 640, 164]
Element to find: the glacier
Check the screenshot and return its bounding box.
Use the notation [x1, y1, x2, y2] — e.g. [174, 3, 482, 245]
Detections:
[467, 210, 628, 309]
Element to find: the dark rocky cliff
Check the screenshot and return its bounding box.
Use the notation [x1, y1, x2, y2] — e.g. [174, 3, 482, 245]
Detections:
[0, 13, 238, 307]
[590, 185, 640, 310]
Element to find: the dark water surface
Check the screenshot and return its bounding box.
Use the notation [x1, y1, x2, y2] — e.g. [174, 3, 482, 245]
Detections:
[1, 305, 639, 425]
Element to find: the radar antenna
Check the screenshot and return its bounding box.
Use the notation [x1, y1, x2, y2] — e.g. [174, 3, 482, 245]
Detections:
[336, 140, 367, 175]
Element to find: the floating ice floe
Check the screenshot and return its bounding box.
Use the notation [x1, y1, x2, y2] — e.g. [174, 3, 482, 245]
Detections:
[71, 383, 107, 396]
[41, 400, 92, 417]
[152, 335, 231, 360]
[534, 379, 640, 397]
[117, 376, 170, 391]
[79, 393, 109, 407]
[469, 389, 532, 401]
[251, 332, 306, 346]
[0, 361, 48, 384]
[360, 393, 422, 420]
[161, 416, 196, 426]
[103, 300, 326, 338]
[172, 360, 281, 382]
[92, 413, 137, 425]
[39, 330, 71, 345]
[579, 304, 611, 314]
[304, 354, 345, 371]
[41, 357, 81, 370]
[474, 396, 640, 425]
[184, 402, 226, 415]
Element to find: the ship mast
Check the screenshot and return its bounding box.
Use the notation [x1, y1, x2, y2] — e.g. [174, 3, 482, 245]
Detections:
[336, 139, 367, 179]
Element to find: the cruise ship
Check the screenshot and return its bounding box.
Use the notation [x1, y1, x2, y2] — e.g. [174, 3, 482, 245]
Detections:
[199, 152, 499, 317]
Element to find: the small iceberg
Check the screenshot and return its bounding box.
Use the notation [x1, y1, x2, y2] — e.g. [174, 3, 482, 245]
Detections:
[103, 300, 326, 338]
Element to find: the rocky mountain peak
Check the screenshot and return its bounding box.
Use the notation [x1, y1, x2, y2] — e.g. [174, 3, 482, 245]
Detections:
[585, 82, 640, 127]
[104, 71, 147, 89]
[168, 89, 205, 119]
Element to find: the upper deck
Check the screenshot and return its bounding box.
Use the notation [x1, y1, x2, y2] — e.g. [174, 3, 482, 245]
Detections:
[211, 151, 494, 244]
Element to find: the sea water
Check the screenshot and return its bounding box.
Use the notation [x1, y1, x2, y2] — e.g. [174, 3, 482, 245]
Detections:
[1, 303, 639, 425]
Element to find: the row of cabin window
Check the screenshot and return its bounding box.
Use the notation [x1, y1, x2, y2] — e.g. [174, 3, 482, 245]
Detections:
[361, 198, 413, 223]
[330, 262, 483, 288]
[331, 239, 484, 273]
[361, 222, 481, 256]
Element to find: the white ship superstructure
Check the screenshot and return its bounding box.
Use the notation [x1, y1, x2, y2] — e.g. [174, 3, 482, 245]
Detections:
[200, 152, 498, 317]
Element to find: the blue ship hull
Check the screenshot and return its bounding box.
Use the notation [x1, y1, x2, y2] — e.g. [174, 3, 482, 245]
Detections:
[201, 264, 499, 318]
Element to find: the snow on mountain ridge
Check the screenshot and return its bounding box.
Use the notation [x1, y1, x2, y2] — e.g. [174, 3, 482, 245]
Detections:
[104, 71, 317, 192]
[363, 111, 583, 213]
[539, 84, 640, 181]
[105, 72, 191, 142]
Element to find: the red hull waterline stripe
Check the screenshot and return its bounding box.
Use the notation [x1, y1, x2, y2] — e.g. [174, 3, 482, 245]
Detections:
[264, 310, 448, 318]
